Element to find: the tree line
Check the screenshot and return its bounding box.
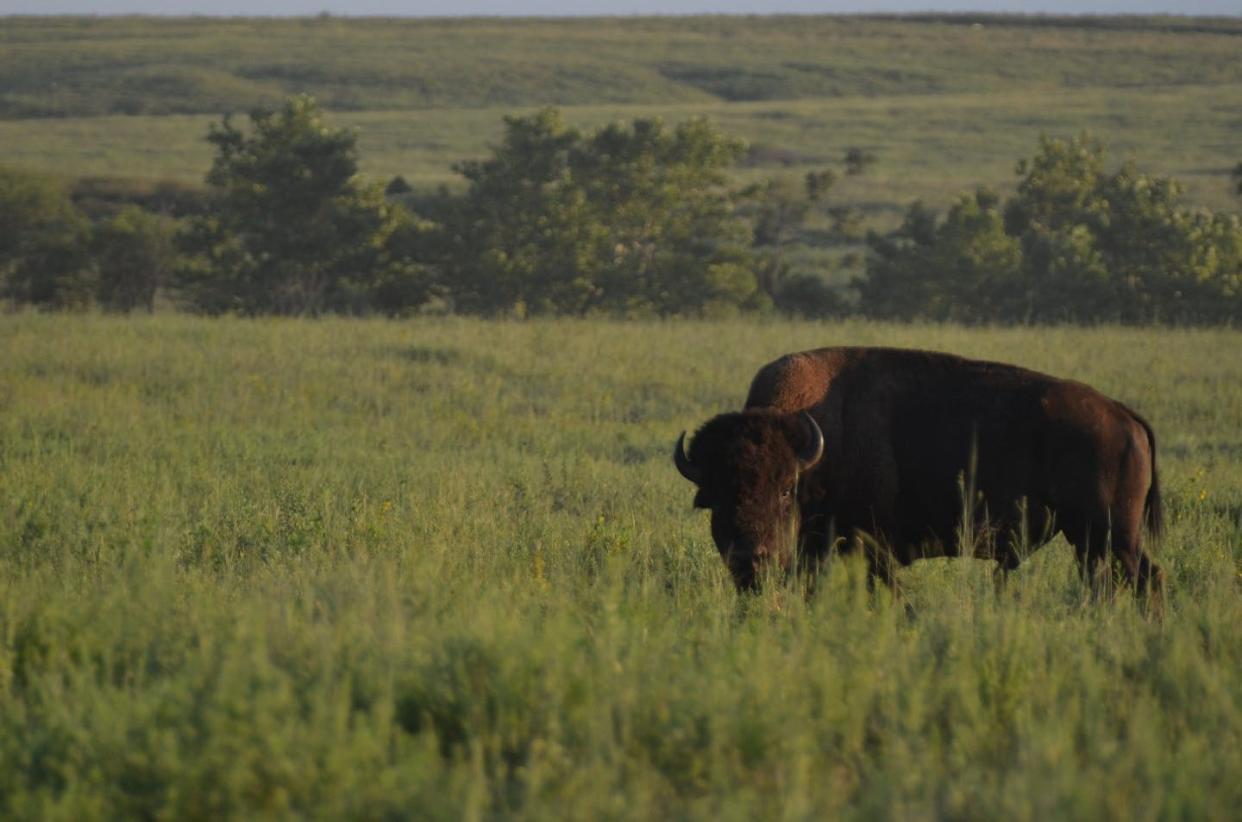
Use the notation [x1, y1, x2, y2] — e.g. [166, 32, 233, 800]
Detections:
[2, 95, 1239, 323]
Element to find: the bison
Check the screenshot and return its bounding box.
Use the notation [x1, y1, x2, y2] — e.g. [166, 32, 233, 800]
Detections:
[674, 347, 1164, 602]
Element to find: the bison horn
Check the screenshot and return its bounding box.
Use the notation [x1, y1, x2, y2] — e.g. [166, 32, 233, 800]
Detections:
[798, 412, 825, 469]
[673, 431, 702, 484]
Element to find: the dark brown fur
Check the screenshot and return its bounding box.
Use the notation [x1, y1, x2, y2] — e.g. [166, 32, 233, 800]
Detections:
[677, 347, 1165, 601]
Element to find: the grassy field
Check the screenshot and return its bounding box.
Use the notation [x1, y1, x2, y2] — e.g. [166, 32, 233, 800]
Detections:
[2, 15, 1241, 214]
[4, 83, 1240, 214]
[0, 315, 1239, 818]
[5, 16, 1241, 118]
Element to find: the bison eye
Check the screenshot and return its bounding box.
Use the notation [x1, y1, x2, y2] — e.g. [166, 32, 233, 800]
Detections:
[781, 486, 794, 500]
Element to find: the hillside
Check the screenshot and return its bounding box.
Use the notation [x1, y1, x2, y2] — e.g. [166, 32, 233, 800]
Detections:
[2, 13, 1240, 298]
[3, 15, 1242, 119]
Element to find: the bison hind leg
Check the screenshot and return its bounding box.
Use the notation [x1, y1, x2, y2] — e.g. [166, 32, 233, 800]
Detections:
[1066, 516, 1165, 613]
[1107, 510, 1165, 609]
[1132, 550, 1165, 618]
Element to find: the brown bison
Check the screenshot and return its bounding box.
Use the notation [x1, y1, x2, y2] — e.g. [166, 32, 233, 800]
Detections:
[674, 347, 1164, 600]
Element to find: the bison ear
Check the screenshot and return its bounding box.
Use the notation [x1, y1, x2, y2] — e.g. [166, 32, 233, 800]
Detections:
[693, 488, 711, 509]
[796, 412, 825, 470]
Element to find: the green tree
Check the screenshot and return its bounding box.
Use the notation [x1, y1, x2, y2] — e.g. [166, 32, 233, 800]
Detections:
[92, 206, 177, 312]
[843, 147, 878, 176]
[738, 169, 846, 317]
[0, 166, 93, 310]
[439, 109, 758, 316]
[1005, 135, 1241, 322]
[859, 135, 1242, 323]
[860, 190, 1021, 322]
[181, 95, 406, 315]
[574, 116, 756, 315]
[371, 206, 443, 315]
[440, 109, 589, 315]
[741, 170, 834, 300]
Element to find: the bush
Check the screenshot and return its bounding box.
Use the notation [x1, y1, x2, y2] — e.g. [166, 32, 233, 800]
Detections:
[773, 273, 847, 318]
[93, 207, 178, 313]
[0, 167, 94, 310]
[178, 95, 411, 316]
[435, 109, 759, 317]
[859, 135, 1242, 324]
[71, 177, 212, 221]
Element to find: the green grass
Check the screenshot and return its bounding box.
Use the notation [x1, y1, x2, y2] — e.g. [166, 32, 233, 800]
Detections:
[4, 83, 1239, 216]
[2, 15, 1241, 217]
[4, 15, 1241, 119]
[0, 315, 1239, 818]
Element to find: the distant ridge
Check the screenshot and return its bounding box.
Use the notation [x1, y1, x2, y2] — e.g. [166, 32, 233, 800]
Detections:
[2, 14, 1242, 119]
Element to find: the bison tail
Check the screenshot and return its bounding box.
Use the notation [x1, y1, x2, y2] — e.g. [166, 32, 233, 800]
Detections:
[1125, 404, 1164, 538]
[1146, 442, 1164, 538]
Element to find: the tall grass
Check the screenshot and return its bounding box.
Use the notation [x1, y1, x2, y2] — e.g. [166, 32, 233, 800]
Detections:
[4, 16, 1241, 119]
[0, 315, 1238, 817]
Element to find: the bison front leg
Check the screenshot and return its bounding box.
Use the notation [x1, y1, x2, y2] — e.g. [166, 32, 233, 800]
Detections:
[816, 514, 910, 612]
[858, 534, 899, 592]
[991, 562, 1010, 597]
[844, 529, 909, 611]
[861, 536, 919, 619]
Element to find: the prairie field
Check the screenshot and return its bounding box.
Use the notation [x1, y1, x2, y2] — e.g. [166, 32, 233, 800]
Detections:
[4, 83, 1239, 214]
[0, 315, 1239, 818]
[3, 15, 1241, 214]
[2, 12, 1241, 817]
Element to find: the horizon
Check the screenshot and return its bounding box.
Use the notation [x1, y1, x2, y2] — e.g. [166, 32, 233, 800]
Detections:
[2, 2, 1239, 18]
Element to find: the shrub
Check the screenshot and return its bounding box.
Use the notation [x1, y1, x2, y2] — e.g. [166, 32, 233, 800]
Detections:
[859, 135, 1242, 324]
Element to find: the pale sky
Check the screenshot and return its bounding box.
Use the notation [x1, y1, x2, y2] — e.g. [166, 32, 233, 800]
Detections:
[2, 1, 1239, 16]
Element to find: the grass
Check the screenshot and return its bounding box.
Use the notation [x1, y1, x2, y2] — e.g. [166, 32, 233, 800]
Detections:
[1, 13, 1240, 814]
[0, 314, 1239, 817]
[1, 15, 1241, 216]
[4, 83, 1239, 216]
[3, 16, 1241, 119]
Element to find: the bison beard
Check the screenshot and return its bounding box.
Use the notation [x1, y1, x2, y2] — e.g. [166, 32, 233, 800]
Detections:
[674, 347, 1165, 605]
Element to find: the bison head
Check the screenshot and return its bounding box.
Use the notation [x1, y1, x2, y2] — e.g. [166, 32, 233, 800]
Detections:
[674, 411, 824, 590]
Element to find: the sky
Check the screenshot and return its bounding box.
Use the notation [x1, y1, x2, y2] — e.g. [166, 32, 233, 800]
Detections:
[1, 1, 1239, 16]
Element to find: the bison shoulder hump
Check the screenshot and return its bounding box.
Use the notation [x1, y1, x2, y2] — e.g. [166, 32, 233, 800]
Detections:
[745, 350, 846, 412]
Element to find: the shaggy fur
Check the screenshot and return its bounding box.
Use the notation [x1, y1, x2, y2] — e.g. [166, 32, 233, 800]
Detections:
[676, 347, 1164, 601]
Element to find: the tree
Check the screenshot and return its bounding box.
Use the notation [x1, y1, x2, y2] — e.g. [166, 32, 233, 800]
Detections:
[385, 175, 413, 196]
[180, 95, 407, 315]
[93, 206, 177, 312]
[735, 168, 844, 315]
[843, 147, 877, 176]
[859, 190, 1021, 322]
[572, 116, 756, 315]
[1004, 135, 1241, 322]
[772, 273, 847, 318]
[438, 109, 587, 315]
[859, 134, 1242, 323]
[438, 109, 758, 316]
[740, 170, 835, 302]
[0, 166, 93, 310]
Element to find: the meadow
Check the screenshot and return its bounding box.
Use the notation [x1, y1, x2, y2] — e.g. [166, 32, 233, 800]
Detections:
[4, 83, 1240, 216]
[6, 16, 1241, 119]
[2, 15, 1241, 215]
[0, 315, 1239, 818]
